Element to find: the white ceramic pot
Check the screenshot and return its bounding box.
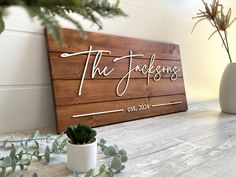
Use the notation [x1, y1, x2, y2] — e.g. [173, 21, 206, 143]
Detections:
[219, 63, 236, 114]
[67, 138, 97, 173]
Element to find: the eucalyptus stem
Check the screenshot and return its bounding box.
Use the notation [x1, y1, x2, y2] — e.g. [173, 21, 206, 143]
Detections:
[0, 138, 46, 143]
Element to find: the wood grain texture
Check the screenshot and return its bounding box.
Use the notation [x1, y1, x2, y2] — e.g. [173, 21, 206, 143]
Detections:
[56, 94, 187, 132]
[44, 28, 188, 132]
[49, 53, 183, 80]
[46, 29, 181, 60]
[53, 78, 186, 106]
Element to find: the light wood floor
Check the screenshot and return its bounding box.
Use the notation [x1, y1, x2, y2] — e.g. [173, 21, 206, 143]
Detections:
[1, 101, 236, 177]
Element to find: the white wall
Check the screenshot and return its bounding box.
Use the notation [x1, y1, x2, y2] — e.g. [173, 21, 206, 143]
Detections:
[1, 0, 236, 133]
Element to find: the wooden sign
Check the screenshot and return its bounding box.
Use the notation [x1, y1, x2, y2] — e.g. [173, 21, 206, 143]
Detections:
[45, 28, 188, 133]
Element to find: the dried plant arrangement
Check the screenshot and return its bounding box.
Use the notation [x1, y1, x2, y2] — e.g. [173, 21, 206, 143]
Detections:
[192, 0, 236, 63]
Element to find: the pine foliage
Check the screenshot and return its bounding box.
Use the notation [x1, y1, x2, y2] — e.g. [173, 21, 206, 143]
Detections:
[0, 0, 127, 43]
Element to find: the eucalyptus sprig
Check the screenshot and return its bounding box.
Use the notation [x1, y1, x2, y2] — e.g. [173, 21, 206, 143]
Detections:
[80, 138, 128, 177]
[0, 132, 128, 177]
[192, 0, 236, 63]
[0, 131, 68, 177]
[0, 0, 127, 43]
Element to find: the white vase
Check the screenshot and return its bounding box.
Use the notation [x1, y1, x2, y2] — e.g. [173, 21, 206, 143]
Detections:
[219, 63, 236, 114]
[67, 138, 97, 173]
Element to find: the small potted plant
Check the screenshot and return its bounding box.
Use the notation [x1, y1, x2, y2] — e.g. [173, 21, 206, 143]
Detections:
[66, 124, 97, 173]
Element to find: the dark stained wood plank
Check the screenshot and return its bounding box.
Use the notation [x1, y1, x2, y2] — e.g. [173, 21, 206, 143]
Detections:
[49, 53, 183, 80]
[56, 94, 187, 132]
[44, 28, 188, 132]
[53, 78, 186, 106]
[45, 29, 181, 60]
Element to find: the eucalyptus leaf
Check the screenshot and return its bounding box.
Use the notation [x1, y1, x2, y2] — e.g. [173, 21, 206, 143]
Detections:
[0, 167, 6, 177]
[3, 157, 12, 167]
[52, 141, 59, 154]
[3, 140, 8, 148]
[19, 164, 24, 170]
[32, 130, 40, 139]
[118, 149, 127, 156]
[111, 157, 121, 170]
[11, 159, 16, 172]
[0, 15, 4, 33]
[18, 150, 23, 161]
[104, 146, 117, 157]
[44, 146, 50, 163]
[9, 145, 16, 159]
[120, 165, 125, 171]
[85, 169, 94, 177]
[33, 150, 39, 156]
[99, 164, 106, 174]
[56, 133, 64, 140]
[100, 138, 107, 145]
[31, 173, 38, 177]
[0, 133, 128, 177]
[34, 141, 39, 148]
[120, 155, 128, 163]
[46, 135, 54, 143]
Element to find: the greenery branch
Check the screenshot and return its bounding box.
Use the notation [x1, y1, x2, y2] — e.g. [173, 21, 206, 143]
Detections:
[0, 131, 67, 177]
[192, 0, 236, 63]
[0, 131, 128, 177]
[73, 138, 128, 177]
[0, 0, 127, 43]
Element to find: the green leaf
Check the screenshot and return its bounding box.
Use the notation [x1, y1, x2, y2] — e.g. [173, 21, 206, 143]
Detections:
[111, 156, 121, 170]
[105, 170, 113, 177]
[19, 164, 24, 170]
[56, 133, 64, 140]
[18, 150, 23, 160]
[3, 156, 12, 167]
[33, 130, 40, 139]
[52, 141, 59, 154]
[100, 138, 107, 145]
[31, 173, 38, 177]
[9, 145, 16, 159]
[85, 169, 93, 177]
[99, 164, 106, 174]
[73, 170, 79, 177]
[44, 145, 50, 163]
[60, 14, 86, 37]
[60, 138, 68, 150]
[120, 155, 128, 163]
[120, 165, 125, 171]
[11, 159, 16, 172]
[33, 149, 40, 156]
[39, 13, 63, 44]
[118, 149, 127, 156]
[0, 15, 5, 33]
[2, 139, 8, 148]
[0, 167, 6, 177]
[114, 144, 119, 151]
[104, 146, 117, 157]
[34, 141, 39, 148]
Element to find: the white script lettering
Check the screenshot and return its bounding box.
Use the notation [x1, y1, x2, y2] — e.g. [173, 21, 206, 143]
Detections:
[61, 46, 181, 96]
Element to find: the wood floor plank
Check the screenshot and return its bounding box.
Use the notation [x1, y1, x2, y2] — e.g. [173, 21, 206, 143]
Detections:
[1, 101, 236, 177]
